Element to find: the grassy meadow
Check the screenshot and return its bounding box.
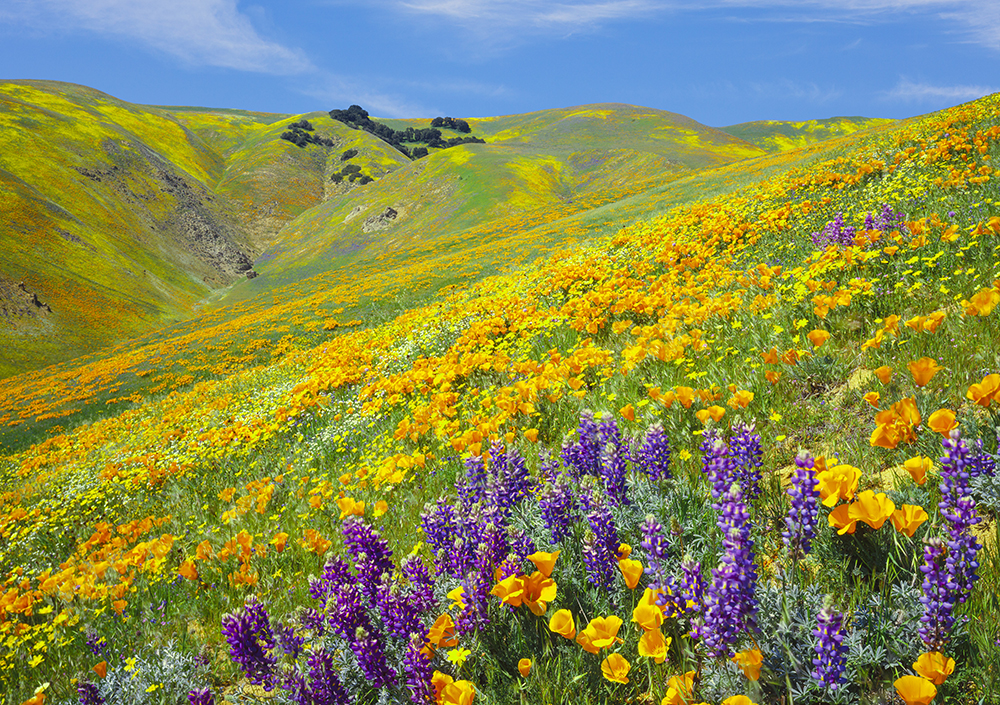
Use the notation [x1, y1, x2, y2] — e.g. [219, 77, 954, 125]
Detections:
[2, 90, 1000, 705]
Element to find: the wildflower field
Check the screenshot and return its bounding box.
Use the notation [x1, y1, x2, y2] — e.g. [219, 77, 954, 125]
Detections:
[2, 91, 1000, 705]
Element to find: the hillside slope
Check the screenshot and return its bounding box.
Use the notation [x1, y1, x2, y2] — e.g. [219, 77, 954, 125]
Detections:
[0, 83, 411, 378]
[0, 81, 258, 376]
[230, 103, 767, 292]
[2, 87, 999, 703]
[721, 116, 895, 153]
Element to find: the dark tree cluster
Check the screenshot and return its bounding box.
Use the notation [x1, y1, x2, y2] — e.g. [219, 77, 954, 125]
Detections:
[430, 116, 471, 133]
[331, 162, 373, 185]
[280, 119, 335, 148]
[340, 148, 359, 161]
[328, 104, 484, 159]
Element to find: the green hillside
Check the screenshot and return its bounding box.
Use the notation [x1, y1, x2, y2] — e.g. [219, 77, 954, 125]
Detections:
[721, 116, 895, 153]
[0, 81, 257, 377]
[0, 91, 766, 383]
[0, 83, 411, 379]
[4, 84, 999, 705]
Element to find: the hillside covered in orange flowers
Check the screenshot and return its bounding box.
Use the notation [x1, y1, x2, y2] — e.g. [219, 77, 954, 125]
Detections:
[2, 85, 1000, 705]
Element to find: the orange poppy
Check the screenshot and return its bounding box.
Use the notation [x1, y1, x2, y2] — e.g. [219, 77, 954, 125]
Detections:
[894, 675, 936, 705]
[549, 609, 576, 640]
[908, 357, 942, 387]
[913, 651, 955, 685]
[601, 653, 631, 684]
[926, 409, 958, 436]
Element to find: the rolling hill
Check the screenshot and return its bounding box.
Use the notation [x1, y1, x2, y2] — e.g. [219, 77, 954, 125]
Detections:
[1, 79, 999, 704]
[1, 85, 773, 382]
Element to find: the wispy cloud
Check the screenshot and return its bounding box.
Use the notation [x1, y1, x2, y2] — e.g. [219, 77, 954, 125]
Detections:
[883, 77, 998, 102]
[300, 74, 436, 118]
[1, 0, 312, 74]
[396, 0, 659, 29]
[387, 0, 1000, 52]
[749, 79, 843, 104]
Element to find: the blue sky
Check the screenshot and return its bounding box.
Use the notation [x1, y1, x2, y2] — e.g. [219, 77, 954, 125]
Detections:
[1, 0, 998, 126]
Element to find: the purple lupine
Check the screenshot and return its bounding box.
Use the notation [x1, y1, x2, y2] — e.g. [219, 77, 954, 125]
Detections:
[729, 422, 763, 500]
[275, 621, 305, 659]
[459, 454, 488, 507]
[351, 626, 396, 688]
[509, 528, 537, 562]
[811, 605, 848, 690]
[587, 489, 619, 563]
[420, 497, 457, 559]
[811, 212, 856, 250]
[939, 430, 983, 605]
[494, 554, 522, 583]
[640, 515, 681, 617]
[581, 490, 619, 589]
[326, 578, 367, 640]
[188, 688, 214, 705]
[919, 537, 953, 651]
[299, 607, 326, 636]
[84, 630, 106, 656]
[455, 544, 493, 634]
[489, 444, 534, 513]
[600, 440, 630, 507]
[285, 671, 310, 705]
[582, 532, 615, 590]
[637, 423, 671, 482]
[342, 516, 395, 601]
[681, 557, 705, 615]
[598, 415, 624, 451]
[78, 683, 103, 705]
[403, 633, 436, 704]
[562, 410, 602, 478]
[868, 203, 904, 234]
[309, 556, 354, 608]
[401, 555, 436, 613]
[376, 574, 424, 640]
[304, 648, 351, 705]
[539, 474, 578, 543]
[701, 434, 736, 504]
[538, 450, 560, 483]
[969, 438, 996, 478]
[700, 482, 758, 657]
[783, 451, 820, 558]
[474, 515, 510, 573]
[221, 595, 278, 691]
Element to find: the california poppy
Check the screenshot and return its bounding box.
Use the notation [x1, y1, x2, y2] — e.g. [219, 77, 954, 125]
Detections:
[527, 550, 559, 578]
[638, 628, 670, 664]
[913, 651, 955, 685]
[807, 329, 831, 347]
[894, 675, 936, 705]
[548, 609, 576, 640]
[848, 490, 896, 530]
[908, 357, 942, 387]
[576, 615, 623, 654]
[731, 648, 763, 680]
[891, 504, 929, 537]
[601, 653, 631, 684]
[926, 408, 957, 436]
[618, 558, 643, 590]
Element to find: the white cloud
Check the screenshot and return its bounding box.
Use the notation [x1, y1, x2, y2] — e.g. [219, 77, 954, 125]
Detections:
[749, 79, 843, 104]
[1, 0, 312, 74]
[389, 0, 1000, 51]
[397, 0, 659, 29]
[884, 78, 998, 102]
[300, 75, 435, 118]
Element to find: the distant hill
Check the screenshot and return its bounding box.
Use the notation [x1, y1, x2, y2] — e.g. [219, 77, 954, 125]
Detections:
[0, 81, 407, 377]
[720, 116, 895, 153]
[1, 86, 776, 379]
